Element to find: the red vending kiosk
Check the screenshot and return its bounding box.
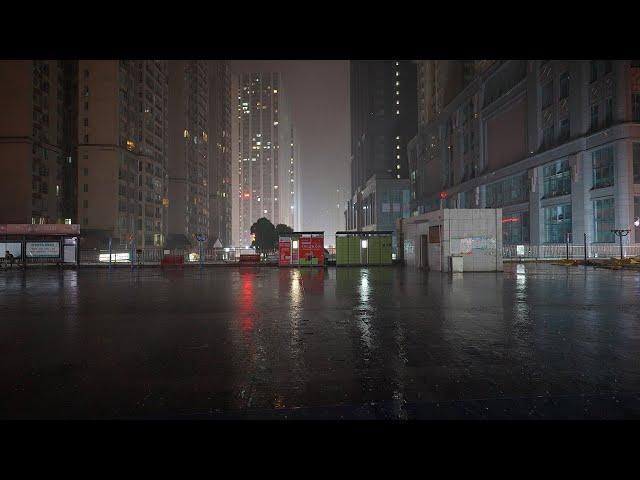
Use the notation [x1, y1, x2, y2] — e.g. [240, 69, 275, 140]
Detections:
[279, 232, 324, 267]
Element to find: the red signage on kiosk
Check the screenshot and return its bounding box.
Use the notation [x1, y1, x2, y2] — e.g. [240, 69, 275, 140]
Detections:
[278, 232, 324, 267]
[279, 237, 291, 266]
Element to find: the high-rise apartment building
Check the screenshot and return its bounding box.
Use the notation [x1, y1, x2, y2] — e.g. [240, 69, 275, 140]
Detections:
[408, 60, 640, 245]
[0, 60, 77, 225]
[237, 72, 292, 247]
[208, 60, 232, 247]
[346, 60, 418, 243]
[275, 87, 300, 231]
[167, 60, 209, 247]
[285, 125, 302, 230]
[77, 60, 169, 248]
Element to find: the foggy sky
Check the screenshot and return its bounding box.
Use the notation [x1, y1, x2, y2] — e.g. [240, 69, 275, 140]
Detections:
[230, 61, 350, 246]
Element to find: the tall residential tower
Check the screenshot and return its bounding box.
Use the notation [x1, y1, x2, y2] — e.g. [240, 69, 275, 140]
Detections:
[237, 72, 292, 246]
[346, 60, 418, 245]
[167, 60, 209, 248]
[0, 60, 77, 225]
[208, 60, 232, 247]
[76, 60, 169, 248]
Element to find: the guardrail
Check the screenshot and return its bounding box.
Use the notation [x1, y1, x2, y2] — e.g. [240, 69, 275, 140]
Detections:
[79, 247, 253, 265]
[79, 247, 338, 265]
[503, 244, 640, 260]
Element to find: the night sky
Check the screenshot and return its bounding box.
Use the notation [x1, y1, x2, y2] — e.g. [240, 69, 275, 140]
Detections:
[230, 61, 350, 246]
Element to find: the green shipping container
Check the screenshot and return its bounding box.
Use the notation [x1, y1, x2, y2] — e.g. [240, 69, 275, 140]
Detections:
[367, 236, 381, 265]
[336, 236, 349, 265]
[380, 235, 392, 264]
[348, 236, 360, 265]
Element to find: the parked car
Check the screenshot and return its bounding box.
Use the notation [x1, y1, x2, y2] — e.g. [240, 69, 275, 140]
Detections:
[266, 253, 279, 263]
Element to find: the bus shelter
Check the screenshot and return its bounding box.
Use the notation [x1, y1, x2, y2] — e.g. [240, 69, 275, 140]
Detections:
[335, 231, 393, 266]
[279, 232, 324, 267]
[0, 224, 80, 266]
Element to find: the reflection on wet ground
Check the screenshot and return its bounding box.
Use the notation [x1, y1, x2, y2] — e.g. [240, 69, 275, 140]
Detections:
[1, 263, 639, 419]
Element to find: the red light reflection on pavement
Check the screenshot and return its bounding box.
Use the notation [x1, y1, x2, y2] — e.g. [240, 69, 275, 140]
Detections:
[240, 271, 255, 332]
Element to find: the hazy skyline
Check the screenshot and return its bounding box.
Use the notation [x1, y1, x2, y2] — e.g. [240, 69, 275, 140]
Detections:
[231, 61, 349, 246]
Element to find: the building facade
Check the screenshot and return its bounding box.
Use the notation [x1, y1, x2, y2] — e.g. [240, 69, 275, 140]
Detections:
[208, 60, 232, 247]
[167, 60, 209, 248]
[284, 125, 302, 230]
[0, 60, 77, 225]
[346, 60, 418, 242]
[237, 72, 292, 247]
[77, 60, 169, 248]
[408, 60, 640, 247]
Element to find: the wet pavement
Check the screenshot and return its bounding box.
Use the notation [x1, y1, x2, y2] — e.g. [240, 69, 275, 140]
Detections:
[1, 263, 640, 419]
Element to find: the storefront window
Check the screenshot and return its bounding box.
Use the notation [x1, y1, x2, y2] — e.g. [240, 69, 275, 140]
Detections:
[544, 204, 572, 243]
[593, 198, 615, 243]
[502, 211, 530, 244]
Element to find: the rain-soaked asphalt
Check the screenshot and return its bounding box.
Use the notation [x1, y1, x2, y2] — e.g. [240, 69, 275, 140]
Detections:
[1, 263, 640, 419]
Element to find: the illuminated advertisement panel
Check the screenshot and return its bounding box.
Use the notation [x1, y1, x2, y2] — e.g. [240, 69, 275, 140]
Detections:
[25, 241, 60, 258]
[0, 242, 22, 257]
[279, 237, 291, 266]
[298, 234, 324, 266]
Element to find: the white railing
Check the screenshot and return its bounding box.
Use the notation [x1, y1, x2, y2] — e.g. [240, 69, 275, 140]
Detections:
[503, 244, 640, 260]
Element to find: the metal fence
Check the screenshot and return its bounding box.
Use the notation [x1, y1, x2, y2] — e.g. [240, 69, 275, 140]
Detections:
[503, 244, 640, 260]
[79, 247, 256, 265]
[78, 246, 339, 265]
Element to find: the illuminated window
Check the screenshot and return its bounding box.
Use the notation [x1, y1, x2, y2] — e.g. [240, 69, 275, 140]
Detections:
[396, 164, 400, 169]
[292, 240, 298, 249]
[396, 110, 400, 115]
[361, 239, 368, 248]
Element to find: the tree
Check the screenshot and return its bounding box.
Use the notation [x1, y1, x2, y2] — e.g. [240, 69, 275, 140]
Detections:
[275, 224, 294, 237]
[250, 217, 277, 255]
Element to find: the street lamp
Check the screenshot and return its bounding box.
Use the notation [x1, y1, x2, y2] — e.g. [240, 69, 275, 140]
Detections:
[611, 229, 630, 260]
[196, 233, 207, 268]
